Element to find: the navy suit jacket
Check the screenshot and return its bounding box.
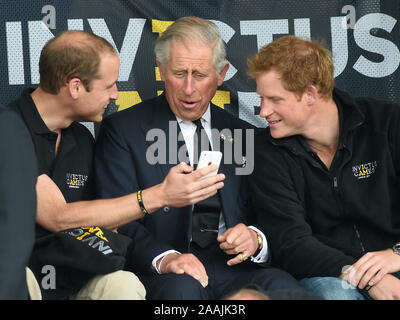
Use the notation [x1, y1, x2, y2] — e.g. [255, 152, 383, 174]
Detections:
[95, 93, 256, 275]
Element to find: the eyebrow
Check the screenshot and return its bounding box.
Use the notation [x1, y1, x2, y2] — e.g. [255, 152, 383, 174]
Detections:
[106, 81, 117, 89]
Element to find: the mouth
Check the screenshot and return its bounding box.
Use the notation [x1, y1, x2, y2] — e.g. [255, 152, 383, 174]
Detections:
[181, 100, 199, 109]
[268, 119, 282, 126]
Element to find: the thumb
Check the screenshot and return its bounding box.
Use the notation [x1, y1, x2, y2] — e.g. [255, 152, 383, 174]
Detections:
[217, 233, 226, 243]
[176, 162, 194, 174]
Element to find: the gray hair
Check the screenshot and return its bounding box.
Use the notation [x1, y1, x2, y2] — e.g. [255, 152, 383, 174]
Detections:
[154, 16, 228, 75]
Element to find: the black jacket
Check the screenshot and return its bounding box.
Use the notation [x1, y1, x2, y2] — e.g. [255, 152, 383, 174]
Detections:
[249, 88, 400, 279]
[95, 93, 257, 275]
[0, 104, 37, 299]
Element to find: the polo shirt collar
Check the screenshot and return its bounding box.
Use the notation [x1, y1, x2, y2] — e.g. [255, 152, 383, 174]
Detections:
[19, 88, 56, 135]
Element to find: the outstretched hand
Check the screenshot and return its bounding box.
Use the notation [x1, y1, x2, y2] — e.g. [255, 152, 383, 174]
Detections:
[160, 162, 225, 208]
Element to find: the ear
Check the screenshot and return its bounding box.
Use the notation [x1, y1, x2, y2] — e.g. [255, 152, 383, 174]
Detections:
[156, 60, 165, 82]
[67, 78, 82, 100]
[217, 63, 229, 86]
[304, 85, 319, 106]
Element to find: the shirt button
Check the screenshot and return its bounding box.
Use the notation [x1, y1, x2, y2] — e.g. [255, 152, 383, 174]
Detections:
[163, 206, 170, 213]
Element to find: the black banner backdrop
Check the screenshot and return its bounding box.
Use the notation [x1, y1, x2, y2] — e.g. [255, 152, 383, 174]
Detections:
[0, 0, 399, 134]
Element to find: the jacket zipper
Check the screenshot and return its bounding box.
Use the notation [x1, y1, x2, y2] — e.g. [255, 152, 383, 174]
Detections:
[353, 225, 366, 255]
[333, 176, 366, 255]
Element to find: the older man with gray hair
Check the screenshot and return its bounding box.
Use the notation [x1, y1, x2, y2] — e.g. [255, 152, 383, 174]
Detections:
[95, 16, 307, 299]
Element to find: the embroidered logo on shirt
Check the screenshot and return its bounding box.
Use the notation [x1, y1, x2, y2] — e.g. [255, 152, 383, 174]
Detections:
[352, 161, 377, 179]
[66, 173, 88, 189]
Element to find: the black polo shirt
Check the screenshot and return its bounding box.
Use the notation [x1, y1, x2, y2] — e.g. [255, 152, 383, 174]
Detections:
[8, 88, 96, 238]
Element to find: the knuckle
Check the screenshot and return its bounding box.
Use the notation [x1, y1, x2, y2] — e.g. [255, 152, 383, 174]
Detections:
[233, 247, 241, 254]
[185, 185, 194, 194]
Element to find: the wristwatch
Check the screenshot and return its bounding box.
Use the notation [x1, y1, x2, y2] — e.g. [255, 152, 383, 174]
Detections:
[392, 242, 400, 255]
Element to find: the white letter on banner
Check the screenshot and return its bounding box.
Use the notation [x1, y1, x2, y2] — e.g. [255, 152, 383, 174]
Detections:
[68, 19, 84, 30]
[210, 19, 237, 81]
[28, 21, 54, 84]
[331, 16, 349, 77]
[6, 22, 25, 85]
[88, 18, 146, 82]
[353, 13, 400, 78]
[238, 92, 268, 128]
[240, 20, 289, 50]
[294, 18, 311, 40]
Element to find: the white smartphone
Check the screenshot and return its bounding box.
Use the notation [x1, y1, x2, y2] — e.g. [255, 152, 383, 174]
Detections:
[196, 151, 222, 180]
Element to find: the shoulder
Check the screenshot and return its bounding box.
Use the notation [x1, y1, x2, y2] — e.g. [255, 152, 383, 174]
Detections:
[353, 96, 400, 136]
[354, 95, 400, 115]
[254, 126, 274, 147]
[253, 127, 290, 163]
[335, 88, 400, 127]
[0, 104, 19, 121]
[211, 104, 256, 130]
[70, 122, 95, 145]
[104, 95, 161, 126]
[0, 104, 28, 133]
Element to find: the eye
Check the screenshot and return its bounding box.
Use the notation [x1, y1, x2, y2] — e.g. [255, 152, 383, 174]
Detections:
[194, 72, 206, 79]
[270, 97, 282, 104]
[106, 81, 117, 90]
[174, 71, 186, 78]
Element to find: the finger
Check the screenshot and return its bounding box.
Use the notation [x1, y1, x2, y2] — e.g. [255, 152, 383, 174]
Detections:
[224, 226, 248, 246]
[367, 267, 388, 287]
[354, 252, 385, 287]
[219, 234, 248, 252]
[168, 262, 185, 275]
[191, 180, 225, 199]
[195, 174, 226, 190]
[192, 164, 220, 180]
[227, 252, 250, 266]
[353, 260, 376, 287]
[174, 254, 208, 287]
[352, 253, 372, 271]
[358, 265, 380, 289]
[186, 183, 224, 206]
[218, 225, 246, 248]
[181, 262, 209, 287]
[217, 231, 227, 243]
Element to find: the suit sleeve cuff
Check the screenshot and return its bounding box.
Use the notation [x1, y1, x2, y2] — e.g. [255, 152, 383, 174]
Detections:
[248, 226, 269, 263]
[152, 250, 181, 274]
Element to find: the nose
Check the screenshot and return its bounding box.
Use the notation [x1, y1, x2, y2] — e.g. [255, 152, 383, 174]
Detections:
[259, 99, 273, 119]
[110, 83, 119, 100]
[183, 74, 195, 96]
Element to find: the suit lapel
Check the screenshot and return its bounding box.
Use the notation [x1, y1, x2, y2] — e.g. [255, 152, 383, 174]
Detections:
[210, 105, 237, 227]
[139, 93, 188, 178]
